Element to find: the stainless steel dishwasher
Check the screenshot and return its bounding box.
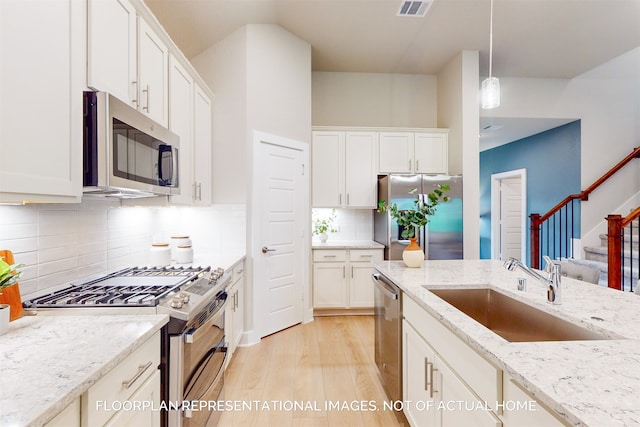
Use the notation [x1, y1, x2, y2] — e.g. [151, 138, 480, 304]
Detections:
[372, 271, 401, 402]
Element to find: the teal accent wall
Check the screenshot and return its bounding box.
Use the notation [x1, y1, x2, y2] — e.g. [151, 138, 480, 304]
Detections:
[479, 121, 581, 262]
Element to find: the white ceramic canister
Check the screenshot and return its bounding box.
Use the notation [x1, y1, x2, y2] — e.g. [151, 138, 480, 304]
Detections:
[170, 236, 192, 260]
[150, 243, 171, 267]
[174, 245, 194, 264]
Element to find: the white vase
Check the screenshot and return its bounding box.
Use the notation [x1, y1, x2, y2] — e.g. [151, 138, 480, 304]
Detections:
[319, 232, 328, 243]
[0, 304, 10, 336]
[402, 238, 424, 268]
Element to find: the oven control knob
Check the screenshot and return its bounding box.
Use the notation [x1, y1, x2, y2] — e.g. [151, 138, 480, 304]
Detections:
[178, 292, 190, 303]
[170, 296, 184, 309]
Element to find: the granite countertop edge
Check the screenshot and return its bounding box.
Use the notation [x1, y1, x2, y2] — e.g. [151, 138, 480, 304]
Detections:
[372, 259, 640, 427]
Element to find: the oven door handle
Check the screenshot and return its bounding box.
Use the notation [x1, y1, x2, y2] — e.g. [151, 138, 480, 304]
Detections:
[183, 345, 229, 418]
[183, 295, 228, 344]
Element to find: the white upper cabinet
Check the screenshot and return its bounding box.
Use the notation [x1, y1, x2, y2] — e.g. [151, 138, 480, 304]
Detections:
[344, 132, 378, 208]
[0, 0, 84, 203]
[192, 84, 213, 205]
[168, 59, 212, 206]
[88, 0, 169, 127]
[378, 132, 414, 173]
[414, 133, 448, 174]
[379, 131, 448, 174]
[137, 18, 169, 126]
[312, 130, 377, 208]
[168, 56, 194, 205]
[312, 131, 344, 207]
[87, 0, 137, 106]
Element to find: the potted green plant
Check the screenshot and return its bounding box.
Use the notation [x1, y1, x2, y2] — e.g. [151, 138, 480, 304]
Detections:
[0, 258, 24, 334]
[378, 184, 450, 267]
[312, 209, 338, 242]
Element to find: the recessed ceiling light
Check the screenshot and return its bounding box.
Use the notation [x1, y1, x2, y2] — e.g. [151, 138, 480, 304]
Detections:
[397, 1, 432, 17]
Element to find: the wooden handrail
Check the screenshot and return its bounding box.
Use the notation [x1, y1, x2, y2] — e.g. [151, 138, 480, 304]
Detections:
[622, 206, 640, 228]
[606, 207, 640, 290]
[530, 146, 640, 270]
[539, 146, 640, 222]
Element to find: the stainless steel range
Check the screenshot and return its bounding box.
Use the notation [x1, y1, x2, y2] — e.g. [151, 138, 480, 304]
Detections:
[23, 265, 231, 427]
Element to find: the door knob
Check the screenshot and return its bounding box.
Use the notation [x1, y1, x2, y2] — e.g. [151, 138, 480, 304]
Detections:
[261, 246, 276, 254]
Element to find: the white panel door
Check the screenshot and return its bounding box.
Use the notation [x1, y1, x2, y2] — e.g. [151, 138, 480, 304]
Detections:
[500, 176, 523, 261]
[257, 139, 305, 337]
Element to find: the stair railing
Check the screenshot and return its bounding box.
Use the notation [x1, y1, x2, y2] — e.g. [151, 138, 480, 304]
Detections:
[606, 206, 640, 291]
[530, 146, 640, 270]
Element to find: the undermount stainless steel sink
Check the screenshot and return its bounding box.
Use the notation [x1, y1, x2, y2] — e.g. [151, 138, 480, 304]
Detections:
[427, 288, 612, 342]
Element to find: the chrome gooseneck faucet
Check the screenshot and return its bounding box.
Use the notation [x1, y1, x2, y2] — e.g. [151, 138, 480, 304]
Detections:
[503, 256, 561, 304]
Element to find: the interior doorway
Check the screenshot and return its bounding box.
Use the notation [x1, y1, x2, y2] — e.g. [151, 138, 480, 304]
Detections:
[491, 169, 527, 261]
[252, 131, 309, 339]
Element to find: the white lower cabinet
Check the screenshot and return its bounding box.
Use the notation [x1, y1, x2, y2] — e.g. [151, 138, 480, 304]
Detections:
[225, 261, 245, 360]
[500, 372, 567, 427]
[403, 296, 569, 427]
[44, 398, 81, 427]
[82, 332, 161, 427]
[313, 248, 383, 310]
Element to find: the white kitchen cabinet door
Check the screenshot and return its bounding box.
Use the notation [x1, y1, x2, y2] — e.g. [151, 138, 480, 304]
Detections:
[403, 320, 438, 427]
[437, 354, 502, 427]
[501, 373, 566, 427]
[378, 132, 414, 173]
[344, 132, 377, 208]
[168, 56, 194, 205]
[313, 263, 347, 308]
[104, 370, 161, 427]
[0, 0, 83, 203]
[312, 131, 344, 207]
[414, 133, 448, 174]
[87, 0, 137, 106]
[349, 262, 376, 308]
[138, 18, 169, 127]
[44, 398, 80, 427]
[193, 84, 213, 205]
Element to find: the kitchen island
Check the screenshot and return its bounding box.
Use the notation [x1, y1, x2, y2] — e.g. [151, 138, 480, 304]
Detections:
[373, 259, 640, 427]
[0, 313, 169, 426]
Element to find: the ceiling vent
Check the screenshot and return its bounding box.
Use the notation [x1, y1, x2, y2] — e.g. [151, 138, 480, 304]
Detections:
[397, 1, 432, 17]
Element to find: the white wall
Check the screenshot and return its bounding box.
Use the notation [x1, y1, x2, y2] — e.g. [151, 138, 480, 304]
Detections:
[192, 24, 312, 345]
[481, 47, 640, 249]
[438, 50, 481, 259]
[0, 202, 245, 300]
[312, 72, 437, 127]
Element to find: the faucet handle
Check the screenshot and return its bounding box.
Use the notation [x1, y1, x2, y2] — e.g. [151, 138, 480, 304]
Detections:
[542, 255, 555, 272]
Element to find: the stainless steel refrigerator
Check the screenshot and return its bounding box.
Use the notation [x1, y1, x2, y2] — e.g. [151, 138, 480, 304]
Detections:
[374, 174, 463, 260]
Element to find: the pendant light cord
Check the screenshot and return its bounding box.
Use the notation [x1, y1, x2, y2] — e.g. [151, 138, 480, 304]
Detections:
[489, 0, 494, 79]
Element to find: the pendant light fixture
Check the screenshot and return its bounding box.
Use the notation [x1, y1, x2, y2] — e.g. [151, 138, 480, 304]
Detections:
[481, 0, 500, 109]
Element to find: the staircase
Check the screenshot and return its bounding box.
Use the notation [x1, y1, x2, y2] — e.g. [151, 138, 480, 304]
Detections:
[573, 225, 640, 291]
[530, 146, 640, 292]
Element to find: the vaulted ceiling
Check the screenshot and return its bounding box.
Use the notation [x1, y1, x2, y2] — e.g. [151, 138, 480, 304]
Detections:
[144, 0, 640, 147]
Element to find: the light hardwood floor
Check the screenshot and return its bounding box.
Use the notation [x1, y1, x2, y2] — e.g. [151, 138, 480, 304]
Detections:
[219, 316, 407, 426]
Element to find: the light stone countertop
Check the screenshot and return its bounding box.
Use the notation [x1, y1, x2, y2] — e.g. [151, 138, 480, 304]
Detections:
[372, 259, 640, 427]
[312, 239, 384, 249]
[0, 313, 169, 427]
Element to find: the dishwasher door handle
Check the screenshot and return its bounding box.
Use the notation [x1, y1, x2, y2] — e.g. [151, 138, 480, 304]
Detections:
[372, 273, 399, 300]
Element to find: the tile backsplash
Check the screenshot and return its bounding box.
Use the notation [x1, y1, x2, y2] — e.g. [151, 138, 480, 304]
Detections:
[0, 200, 245, 299]
[312, 208, 374, 241]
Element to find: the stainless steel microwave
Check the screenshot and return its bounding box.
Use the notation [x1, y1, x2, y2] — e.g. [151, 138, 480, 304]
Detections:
[83, 91, 180, 198]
